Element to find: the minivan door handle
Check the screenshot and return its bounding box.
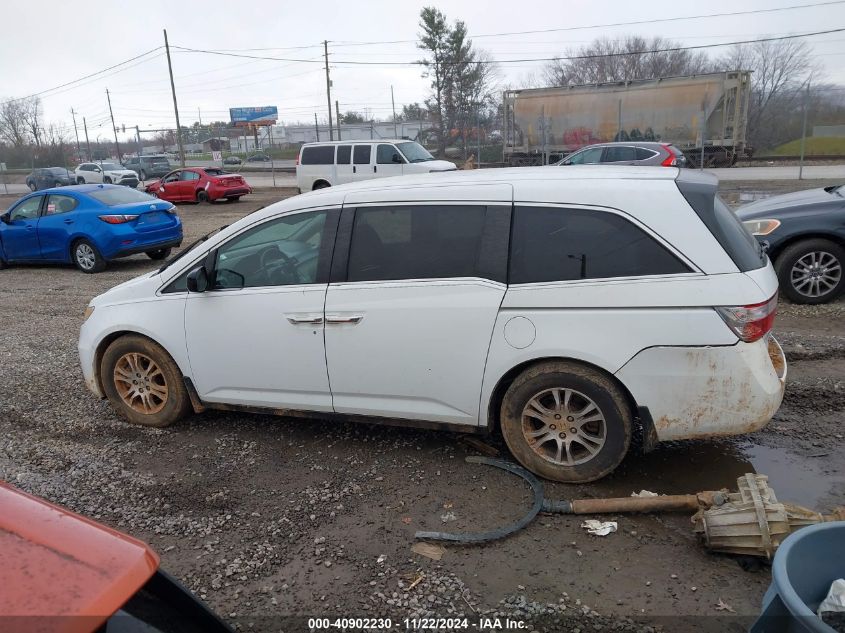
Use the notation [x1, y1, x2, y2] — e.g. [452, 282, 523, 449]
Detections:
[325, 313, 364, 325]
[353, 165, 356, 174]
[373, 165, 377, 173]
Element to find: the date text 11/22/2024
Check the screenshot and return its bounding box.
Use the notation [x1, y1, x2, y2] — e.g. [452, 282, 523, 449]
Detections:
[307, 617, 529, 630]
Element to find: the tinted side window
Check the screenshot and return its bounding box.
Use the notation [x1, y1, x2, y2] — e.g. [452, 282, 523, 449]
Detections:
[377, 144, 398, 164]
[214, 211, 328, 289]
[604, 146, 636, 162]
[180, 171, 200, 181]
[353, 145, 371, 165]
[567, 147, 602, 164]
[301, 145, 335, 165]
[45, 194, 78, 215]
[347, 205, 486, 282]
[336, 145, 352, 164]
[635, 147, 657, 160]
[509, 206, 691, 284]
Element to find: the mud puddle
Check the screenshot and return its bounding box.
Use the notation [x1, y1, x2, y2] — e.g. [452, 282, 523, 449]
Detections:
[570, 439, 835, 509]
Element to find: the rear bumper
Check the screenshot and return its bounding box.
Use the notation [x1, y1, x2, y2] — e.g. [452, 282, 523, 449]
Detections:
[110, 237, 182, 259]
[207, 184, 251, 200]
[616, 336, 787, 442]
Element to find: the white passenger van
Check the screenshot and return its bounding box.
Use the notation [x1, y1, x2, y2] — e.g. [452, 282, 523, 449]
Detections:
[295, 140, 457, 192]
[79, 167, 786, 483]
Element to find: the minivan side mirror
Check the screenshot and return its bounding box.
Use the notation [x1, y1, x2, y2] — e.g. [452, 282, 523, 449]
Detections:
[186, 266, 210, 293]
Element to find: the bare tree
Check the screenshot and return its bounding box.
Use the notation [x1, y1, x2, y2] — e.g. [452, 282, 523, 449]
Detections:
[21, 97, 44, 147]
[0, 98, 30, 147]
[544, 36, 712, 86]
[720, 39, 819, 151]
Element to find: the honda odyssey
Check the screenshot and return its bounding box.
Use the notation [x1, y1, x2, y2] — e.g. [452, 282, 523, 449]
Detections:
[79, 167, 786, 482]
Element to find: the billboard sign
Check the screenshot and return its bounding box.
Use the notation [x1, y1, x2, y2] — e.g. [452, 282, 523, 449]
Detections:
[230, 106, 278, 127]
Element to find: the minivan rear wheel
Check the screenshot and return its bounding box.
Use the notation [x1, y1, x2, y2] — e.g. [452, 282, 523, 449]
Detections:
[775, 238, 845, 304]
[101, 335, 190, 428]
[500, 361, 632, 482]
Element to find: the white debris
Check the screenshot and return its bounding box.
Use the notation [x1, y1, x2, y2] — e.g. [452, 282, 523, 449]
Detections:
[376, 554, 387, 564]
[580, 520, 617, 536]
[818, 578, 845, 616]
[631, 490, 659, 498]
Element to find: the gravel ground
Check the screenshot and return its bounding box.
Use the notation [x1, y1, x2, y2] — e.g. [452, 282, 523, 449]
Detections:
[1, 185, 843, 633]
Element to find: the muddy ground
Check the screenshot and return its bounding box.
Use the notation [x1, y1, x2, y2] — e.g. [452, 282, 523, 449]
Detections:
[0, 182, 843, 633]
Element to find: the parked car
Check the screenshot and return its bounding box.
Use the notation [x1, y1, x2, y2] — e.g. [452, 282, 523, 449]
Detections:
[145, 168, 251, 203]
[0, 184, 182, 273]
[26, 167, 74, 191]
[223, 155, 243, 166]
[0, 481, 232, 632]
[124, 155, 173, 180]
[296, 139, 457, 192]
[246, 153, 271, 162]
[555, 142, 687, 167]
[79, 167, 786, 483]
[737, 185, 845, 304]
[75, 161, 140, 188]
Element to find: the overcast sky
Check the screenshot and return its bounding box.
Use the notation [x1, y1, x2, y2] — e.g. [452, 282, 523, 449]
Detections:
[2, 0, 845, 143]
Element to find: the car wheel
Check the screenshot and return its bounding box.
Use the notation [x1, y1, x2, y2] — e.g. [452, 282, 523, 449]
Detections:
[28, 182, 36, 191]
[145, 248, 171, 260]
[104, 176, 112, 184]
[54, 181, 62, 188]
[72, 239, 106, 273]
[499, 361, 632, 483]
[196, 190, 209, 203]
[775, 238, 845, 304]
[313, 181, 330, 190]
[101, 335, 190, 428]
[226, 196, 241, 203]
[77, 177, 85, 184]
[139, 170, 147, 180]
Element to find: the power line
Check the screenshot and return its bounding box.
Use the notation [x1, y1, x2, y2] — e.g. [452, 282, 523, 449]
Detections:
[172, 29, 845, 66]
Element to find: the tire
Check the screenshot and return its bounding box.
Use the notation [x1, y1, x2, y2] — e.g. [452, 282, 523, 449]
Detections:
[196, 190, 209, 203]
[53, 181, 62, 188]
[77, 177, 85, 184]
[774, 238, 845, 304]
[28, 182, 36, 191]
[146, 248, 171, 260]
[72, 239, 106, 273]
[139, 170, 147, 180]
[226, 196, 241, 203]
[313, 181, 330, 190]
[499, 361, 632, 483]
[101, 334, 190, 428]
[104, 177, 112, 184]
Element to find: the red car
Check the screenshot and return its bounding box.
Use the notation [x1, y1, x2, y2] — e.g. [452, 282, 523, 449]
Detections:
[145, 167, 251, 204]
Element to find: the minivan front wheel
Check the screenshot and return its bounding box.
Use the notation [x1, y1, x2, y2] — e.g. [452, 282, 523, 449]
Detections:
[500, 361, 632, 482]
[102, 335, 190, 428]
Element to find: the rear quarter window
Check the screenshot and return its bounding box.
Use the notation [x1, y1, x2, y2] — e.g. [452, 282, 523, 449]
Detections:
[677, 180, 764, 272]
[301, 145, 335, 165]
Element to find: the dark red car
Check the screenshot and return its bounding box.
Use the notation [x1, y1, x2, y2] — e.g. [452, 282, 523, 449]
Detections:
[145, 168, 251, 204]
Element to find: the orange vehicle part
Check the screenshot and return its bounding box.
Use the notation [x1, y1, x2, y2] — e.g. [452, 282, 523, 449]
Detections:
[0, 481, 159, 633]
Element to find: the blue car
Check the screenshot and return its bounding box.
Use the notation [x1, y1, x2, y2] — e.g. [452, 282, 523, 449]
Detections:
[0, 184, 182, 273]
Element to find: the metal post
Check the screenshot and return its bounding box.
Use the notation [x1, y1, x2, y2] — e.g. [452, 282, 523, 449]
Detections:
[83, 117, 91, 160]
[269, 124, 276, 187]
[198, 107, 202, 126]
[163, 29, 186, 167]
[315, 113, 320, 141]
[700, 108, 706, 170]
[106, 89, 122, 161]
[324, 41, 334, 141]
[798, 81, 811, 181]
[70, 108, 81, 157]
[336, 100, 342, 141]
[135, 126, 142, 163]
[617, 99, 622, 141]
[370, 120, 374, 140]
[391, 85, 398, 138]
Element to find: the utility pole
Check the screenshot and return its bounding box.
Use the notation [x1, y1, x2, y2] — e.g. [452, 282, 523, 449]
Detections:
[323, 40, 334, 141]
[70, 108, 81, 157]
[335, 100, 342, 141]
[135, 126, 142, 159]
[315, 113, 320, 141]
[106, 89, 122, 161]
[163, 29, 186, 167]
[798, 80, 811, 181]
[198, 106, 202, 126]
[83, 116, 91, 160]
[391, 85, 397, 138]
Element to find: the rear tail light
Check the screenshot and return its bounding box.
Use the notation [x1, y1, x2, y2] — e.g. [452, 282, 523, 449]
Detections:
[660, 144, 678, 167]
[716, 294, 778, 343]
[98, 214, 138, 224]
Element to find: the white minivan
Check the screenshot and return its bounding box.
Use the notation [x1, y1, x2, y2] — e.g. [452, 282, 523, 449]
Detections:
[79, 167, 786, 483]
[295, 140, 456, 192]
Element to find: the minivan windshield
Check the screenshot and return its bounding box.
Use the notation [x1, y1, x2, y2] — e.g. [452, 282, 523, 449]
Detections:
[396, 142, 435, 163]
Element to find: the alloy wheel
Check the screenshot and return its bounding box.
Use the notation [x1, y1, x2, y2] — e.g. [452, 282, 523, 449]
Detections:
[790, 251, 842, 299]
[113, 352, 168, 414]
[75, 243, 96, 271]
[521, 388, 607, 466]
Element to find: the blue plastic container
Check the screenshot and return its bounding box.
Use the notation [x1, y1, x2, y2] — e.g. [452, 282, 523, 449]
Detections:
[750, 521, 845, 633]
